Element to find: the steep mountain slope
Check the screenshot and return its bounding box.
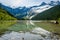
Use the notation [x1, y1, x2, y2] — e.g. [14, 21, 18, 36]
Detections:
[31, 5, 60, 20]
[0, 7, 16, 20]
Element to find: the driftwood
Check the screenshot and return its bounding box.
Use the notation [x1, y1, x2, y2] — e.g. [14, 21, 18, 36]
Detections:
[55, 21, 59, 24]
[50, 21, 59, 24]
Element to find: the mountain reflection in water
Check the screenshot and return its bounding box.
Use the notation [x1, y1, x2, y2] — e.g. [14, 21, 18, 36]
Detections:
[0, 20, 60, 40]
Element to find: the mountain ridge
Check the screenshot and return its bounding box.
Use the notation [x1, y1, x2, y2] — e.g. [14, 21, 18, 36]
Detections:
[0, 1, 60, 19]
[31, 5, 60, 20]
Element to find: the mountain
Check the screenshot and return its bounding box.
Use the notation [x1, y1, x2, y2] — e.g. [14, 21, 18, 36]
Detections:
[0, 1, 60, 19]
[40, 2, 47, 6]
[30, 5, 52, 13]
[57, 1, 60, 5]
[49, 1, 60, 6]
[0, 7, 16, 20]
[29, 1, 60, 19]
[31, 5, 60, 20]
[29, 1, 60, 17]
[0, 3, 29, 19]
[29, 5, 53, 19]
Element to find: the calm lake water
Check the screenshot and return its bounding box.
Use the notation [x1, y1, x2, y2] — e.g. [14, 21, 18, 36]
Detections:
[0, 20, 60, 40]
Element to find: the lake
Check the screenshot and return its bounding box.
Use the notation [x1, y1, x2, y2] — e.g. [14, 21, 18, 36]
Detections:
[0, 20, 60, 40]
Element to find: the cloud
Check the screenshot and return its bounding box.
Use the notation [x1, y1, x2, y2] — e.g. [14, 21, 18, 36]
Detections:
[0, 0, 42, 8]
[0, 0, 60, 8]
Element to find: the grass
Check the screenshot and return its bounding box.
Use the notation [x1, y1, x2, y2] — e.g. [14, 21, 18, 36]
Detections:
[0, 20, 17, 35]
[0, 7, 17, 35]
[34, 21, 60, 36]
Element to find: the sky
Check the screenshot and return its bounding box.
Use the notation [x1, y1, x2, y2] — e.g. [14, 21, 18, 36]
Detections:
[0, 0, 60, 8]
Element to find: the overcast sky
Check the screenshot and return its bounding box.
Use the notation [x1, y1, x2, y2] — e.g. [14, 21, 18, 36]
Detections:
[0, 0, 60, 8]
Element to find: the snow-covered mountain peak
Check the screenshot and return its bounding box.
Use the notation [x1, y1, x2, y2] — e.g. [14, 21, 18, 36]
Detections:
[49, 1, 60, 6]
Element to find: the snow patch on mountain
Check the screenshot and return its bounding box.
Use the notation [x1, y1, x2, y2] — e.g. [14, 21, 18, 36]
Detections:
[31, 5, 53, 13]
[29, 5, 53, 19]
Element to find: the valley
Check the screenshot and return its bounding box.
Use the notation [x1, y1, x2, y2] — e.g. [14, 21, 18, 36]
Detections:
[0, 1, 60, 40]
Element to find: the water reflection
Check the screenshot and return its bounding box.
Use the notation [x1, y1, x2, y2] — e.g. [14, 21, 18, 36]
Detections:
[0, 20, 60, 40]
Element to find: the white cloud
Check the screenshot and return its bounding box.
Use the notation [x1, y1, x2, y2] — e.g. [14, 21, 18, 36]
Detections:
[0, 0, 42, 8]
[0, 0, 60, 8]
